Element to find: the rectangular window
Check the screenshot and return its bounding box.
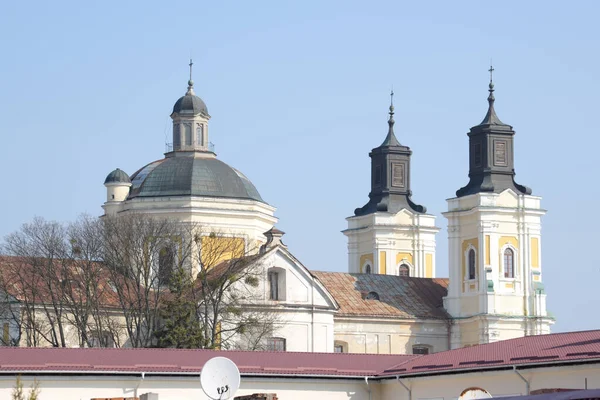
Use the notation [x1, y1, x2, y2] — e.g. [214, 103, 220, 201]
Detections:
[334, 344, 344, 353]
[412, 346, 430, 355]
[374, 165, 382, 186]
[473, 142, 482, 167]
[173, 124, 181, 148]
[268, 271, 279, 300]
[267, 337, 286, 352]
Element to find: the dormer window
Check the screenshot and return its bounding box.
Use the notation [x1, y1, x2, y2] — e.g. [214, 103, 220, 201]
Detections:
[366, 291, 380, 300]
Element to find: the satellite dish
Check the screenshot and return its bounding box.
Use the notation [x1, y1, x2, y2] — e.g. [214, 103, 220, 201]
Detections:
[200, 357, 241, 400]
[459, 387, 493, 400]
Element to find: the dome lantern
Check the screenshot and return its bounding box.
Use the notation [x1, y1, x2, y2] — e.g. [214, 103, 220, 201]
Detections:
[169, 60, 212, 154]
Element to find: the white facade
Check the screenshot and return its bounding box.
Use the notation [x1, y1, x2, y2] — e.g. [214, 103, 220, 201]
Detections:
[443, 189, 553, 348]
[241, 245, 338, 352]
[344, 208, 439, 277]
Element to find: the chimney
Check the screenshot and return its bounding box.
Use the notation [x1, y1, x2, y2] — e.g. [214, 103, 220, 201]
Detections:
[260, 228, 286, 253]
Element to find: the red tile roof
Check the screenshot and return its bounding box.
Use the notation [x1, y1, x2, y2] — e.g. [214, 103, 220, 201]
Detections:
[2, 330, 599, 379]
[312, 272, 449, 319]
[378, 329, 600, 377]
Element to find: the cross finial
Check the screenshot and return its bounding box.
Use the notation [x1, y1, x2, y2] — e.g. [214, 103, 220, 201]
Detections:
[488, 61, 494, 84]
[189, 59, 194, 84]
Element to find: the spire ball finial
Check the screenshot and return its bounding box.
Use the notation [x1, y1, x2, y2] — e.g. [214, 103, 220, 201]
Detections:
[188, 58, 194, 87]
[487, 63, 495, 103]
[389, 88, 395, 115]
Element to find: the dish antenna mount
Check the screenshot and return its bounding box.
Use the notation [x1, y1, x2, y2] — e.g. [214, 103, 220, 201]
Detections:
[200, 357, 241, 400]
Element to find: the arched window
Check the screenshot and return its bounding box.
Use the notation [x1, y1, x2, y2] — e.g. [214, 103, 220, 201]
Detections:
[158, 246, 175, 286]
[173, 124, 181, 148]
[504, 248, 515, 278]
[365, 264, 372, 274]
[184, 124, 192, 146]
[197, 124, 204, 146]
[399, 264, 410, 277]
[468, 249, 476, 280]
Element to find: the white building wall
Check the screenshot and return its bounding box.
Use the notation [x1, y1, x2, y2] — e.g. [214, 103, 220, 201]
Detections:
[1, 363, 599, 400]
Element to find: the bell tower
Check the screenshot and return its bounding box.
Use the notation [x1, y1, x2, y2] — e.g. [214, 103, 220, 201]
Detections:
[343, 92, 439, 277]
[443, 67, 554, 348]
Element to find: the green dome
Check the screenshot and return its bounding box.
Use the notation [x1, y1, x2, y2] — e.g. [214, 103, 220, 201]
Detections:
[128, 157, 264, 203]
[104, 168, 131, 184]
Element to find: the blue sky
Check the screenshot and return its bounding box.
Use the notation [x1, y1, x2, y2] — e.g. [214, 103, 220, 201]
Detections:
[1, 1, 598, 333]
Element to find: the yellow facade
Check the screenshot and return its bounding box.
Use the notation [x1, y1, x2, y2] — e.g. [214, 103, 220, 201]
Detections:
[485, 235, 491, 265]
[425, 253, 433, 278]
[200, 236, 245, 267]
[531, 237, 540, 268]
[395, 252, 413, 266]
[379, 251, 387, 274]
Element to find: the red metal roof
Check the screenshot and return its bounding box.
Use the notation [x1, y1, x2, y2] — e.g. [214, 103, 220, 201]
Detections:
[379, 329, 600, 377]
[0, 347, 416, 377]
[1, 330, 599, 378]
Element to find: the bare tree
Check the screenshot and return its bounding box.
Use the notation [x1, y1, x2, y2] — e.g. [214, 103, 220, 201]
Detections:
[100, 214, 197, 347]
[0, 214, 281, 350]
[0, 218, 71, 346]
[191, 232, 280, 350]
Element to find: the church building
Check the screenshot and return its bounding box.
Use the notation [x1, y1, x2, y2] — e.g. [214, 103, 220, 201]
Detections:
[99, 64, 553, 354]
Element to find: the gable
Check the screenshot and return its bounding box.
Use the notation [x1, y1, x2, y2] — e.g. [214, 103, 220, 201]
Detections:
[496, 189, 519, 207]
[260, 247, 338, 310]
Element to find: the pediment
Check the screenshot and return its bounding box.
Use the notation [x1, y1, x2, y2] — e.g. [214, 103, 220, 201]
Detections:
[496, 188, 519, 207]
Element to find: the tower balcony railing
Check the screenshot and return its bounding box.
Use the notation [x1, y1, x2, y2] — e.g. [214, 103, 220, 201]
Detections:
[165, 142, 215, 153]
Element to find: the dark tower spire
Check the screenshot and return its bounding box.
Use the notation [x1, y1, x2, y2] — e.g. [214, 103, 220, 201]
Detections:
[381, 90, 401, 146]
[354, 92, 427, 216]
[456, 66, 531, 197]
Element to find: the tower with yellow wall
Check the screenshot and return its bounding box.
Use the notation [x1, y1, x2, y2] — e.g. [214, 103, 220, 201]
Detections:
[344, 94, 439, 278]
[443, 74, 553, 348]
